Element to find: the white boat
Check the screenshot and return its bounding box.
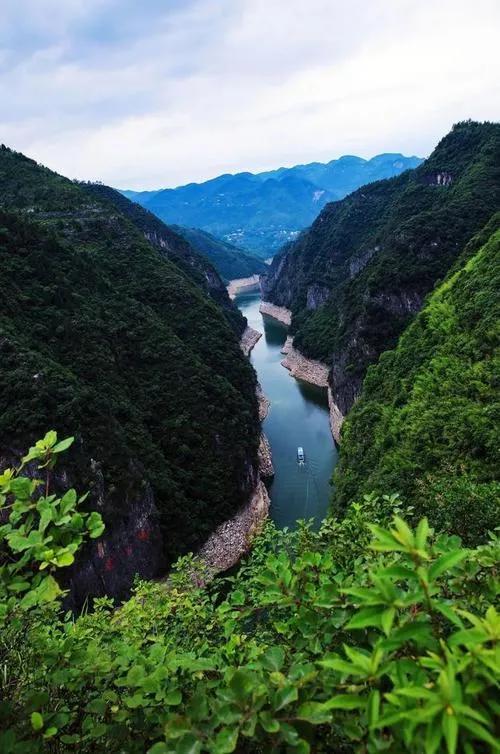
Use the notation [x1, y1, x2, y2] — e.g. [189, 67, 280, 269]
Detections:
[297, 446, 305, 464]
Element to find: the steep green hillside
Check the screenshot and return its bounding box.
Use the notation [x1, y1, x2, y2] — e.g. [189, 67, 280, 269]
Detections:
[0, 146, 260, 600]
[263, 121, 500, 414]
[334, 220, 500, 544]
[79, 182, 246, 334]
[171, 225, 268, 281]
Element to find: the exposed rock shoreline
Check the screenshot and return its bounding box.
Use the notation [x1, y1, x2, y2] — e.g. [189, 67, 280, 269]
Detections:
[259, 300, 292, 325]
[281, 335, 329, 387]
[280, 336, 344, 444]
[198, 480, 270, 576]
[197, 327, 272, 577]
[328, 388, 345, 445]
[227, 275, 261, 300]
[258, 433, 274, 478]
[240, 326, 262, 356]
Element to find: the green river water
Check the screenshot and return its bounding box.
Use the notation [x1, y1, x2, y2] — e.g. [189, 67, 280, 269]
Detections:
[234, 291, 338, 529]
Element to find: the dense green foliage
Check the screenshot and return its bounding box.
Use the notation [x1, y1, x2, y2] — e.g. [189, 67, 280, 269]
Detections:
[264, 121, 500, 412]
[124, 154, 421, 255]
[171, 225, 268, 282]
[1, 442, 499, 753]
[0, 432, 104, 618]
[80, 182, 247, 334]
[334, 224, 500, 543]
[0, 146, 260, 591]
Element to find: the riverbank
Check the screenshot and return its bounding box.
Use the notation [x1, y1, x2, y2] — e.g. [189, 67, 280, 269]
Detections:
[328, 388, 344, 444]
[197, 324, 272, 577]
[281, 336, 344, 444]
[281, 335, 329, 387]
[198, 479, 270, 576]
[240, 325, 262, 356]
[227, 275, 261, 299]
[259, 300, 292, 325]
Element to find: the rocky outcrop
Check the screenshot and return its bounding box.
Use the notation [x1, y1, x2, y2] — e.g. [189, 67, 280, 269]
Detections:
[256, 382, 270, 421]
[240, 326, 262, 356]
[227, 274, 261, 299]
[258, 433, 274, 478]
[259, 301, 292, 325]
[281, 336, 329, 387]
[198, 480, 270, 576]
[306, 284, 330, 311]
[349, 247, 378, 278]
[328, 388, 345, 445]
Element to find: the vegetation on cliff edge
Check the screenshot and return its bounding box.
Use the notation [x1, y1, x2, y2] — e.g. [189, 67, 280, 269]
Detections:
[334, 222, 499, 544]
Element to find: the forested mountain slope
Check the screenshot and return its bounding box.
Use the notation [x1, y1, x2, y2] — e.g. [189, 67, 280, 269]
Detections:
[334, 218, 500, 543]
[263, 121, 500, 416]
[171, 225, 268, 281]
[0, 146, 260, 603]
[123, 153, 422, 255]
[80, 182, 246, 333]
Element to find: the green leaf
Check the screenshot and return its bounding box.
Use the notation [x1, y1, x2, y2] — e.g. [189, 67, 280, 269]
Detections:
[262, 646, 285, 672]
[324, 695, 365, 710]
[295, 702, 331, 724]
[343, 645, 372, 673]
[274, 684, 298, 711]
[56, 551, 75, 567]
[425, 718, 442, 754]
[229, 669, 254, 702]
[37, 575, 62, 603]
[381, 607, 396, 636]
[10, 477, 32, 499]
[126, 665, 146, 686]
[213, 728, 238, 753]
[259, 711, 280, 733]
[31, 712, 44, 731]
[177, 733, 201, 754]
[165, 689, 182, 706]
[442, 711, 458, 754]
[147, 744, 169, 754]
[368, 524, 407, 552]
[346, 606, 383, 630]
[429, 550, 469, 582]
[392, 517, 415, 548]
[459, 717, 500, 750]
[415, 518, 429, 550]
[433, 602, 464, 628]
[367, 690, 380, 727]
[42, 430, 58, 448]
[52, 436, 74, 454]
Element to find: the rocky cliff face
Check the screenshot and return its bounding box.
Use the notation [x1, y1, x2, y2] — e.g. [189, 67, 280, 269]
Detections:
[264, 121, 500, 418]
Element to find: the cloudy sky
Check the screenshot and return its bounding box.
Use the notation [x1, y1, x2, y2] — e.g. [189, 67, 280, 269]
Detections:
[2, 0, 499, 189]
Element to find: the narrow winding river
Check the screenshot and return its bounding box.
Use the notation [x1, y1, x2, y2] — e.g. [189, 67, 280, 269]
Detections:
[234, 290, 338, 529]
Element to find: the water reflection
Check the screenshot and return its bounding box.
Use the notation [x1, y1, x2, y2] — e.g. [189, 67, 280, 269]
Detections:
[262, 314, 287, 347]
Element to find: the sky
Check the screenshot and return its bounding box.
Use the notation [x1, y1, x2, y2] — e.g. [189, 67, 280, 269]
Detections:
[1, 0, 500, 189]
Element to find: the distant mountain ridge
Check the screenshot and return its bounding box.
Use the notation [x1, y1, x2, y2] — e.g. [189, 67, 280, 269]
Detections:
[120, 152, 423, 255]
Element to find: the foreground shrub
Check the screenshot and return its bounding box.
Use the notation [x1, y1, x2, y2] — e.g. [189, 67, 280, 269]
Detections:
[1, 441, 498, 753]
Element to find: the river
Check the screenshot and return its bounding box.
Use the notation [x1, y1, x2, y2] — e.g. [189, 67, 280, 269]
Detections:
[234, 290, 338, 529]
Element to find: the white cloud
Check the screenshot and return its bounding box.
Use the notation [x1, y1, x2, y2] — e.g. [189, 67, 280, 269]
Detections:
[1, 0, 499, 187]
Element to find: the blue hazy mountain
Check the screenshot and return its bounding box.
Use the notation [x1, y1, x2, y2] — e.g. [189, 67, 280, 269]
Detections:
[121, 153, 423, 256]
